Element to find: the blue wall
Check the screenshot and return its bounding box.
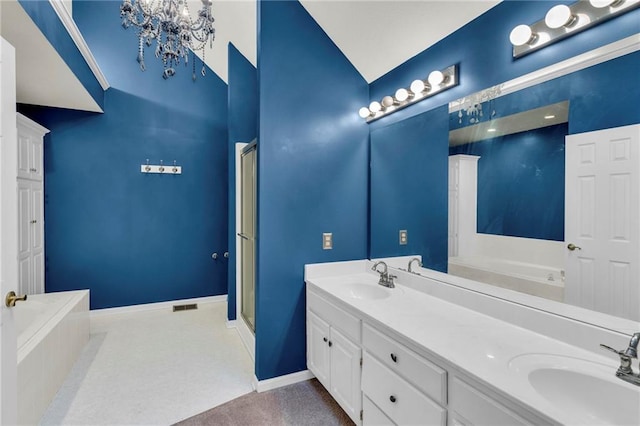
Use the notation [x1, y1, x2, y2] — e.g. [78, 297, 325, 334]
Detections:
[369, 0, 640, 130]
[450, 124, 567, 241]
[18, 0, 104, 109]
[18, 1, 229, 309]
[256, 0, 369, 380]
[227, 43, 258, 320]
[370, 105, 449, 271]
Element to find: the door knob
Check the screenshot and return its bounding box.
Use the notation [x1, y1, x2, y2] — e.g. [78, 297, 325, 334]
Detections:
[5, 291, 27, 307]
[567, 243, 582, 251]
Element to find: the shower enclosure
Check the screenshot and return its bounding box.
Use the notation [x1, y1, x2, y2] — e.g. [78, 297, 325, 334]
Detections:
[239, 142, 256, 332]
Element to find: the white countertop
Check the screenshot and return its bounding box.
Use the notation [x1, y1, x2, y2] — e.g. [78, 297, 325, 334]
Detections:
[305, 260, 640, 426]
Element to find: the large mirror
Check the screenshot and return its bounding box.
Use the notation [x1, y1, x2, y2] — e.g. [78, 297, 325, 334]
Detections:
[369, 48, 640, 324]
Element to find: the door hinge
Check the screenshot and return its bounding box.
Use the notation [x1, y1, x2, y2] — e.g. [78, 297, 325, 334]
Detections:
[360, 357, 363, 367]
[360, 409, 363, 421]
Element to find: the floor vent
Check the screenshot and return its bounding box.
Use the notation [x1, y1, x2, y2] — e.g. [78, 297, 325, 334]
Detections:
[173, 303, 198, 312]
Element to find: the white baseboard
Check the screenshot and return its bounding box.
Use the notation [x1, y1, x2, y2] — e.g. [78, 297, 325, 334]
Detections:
[90, 295, 227, 318]
[253, 370, 315, 393]
[226, 319, 237, 329]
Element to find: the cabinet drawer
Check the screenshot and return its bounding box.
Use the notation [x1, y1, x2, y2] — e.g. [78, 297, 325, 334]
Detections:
[450, 377, 531, 426]
[308, 289, 361, 343]
[362, 352, 446, 426]
[363, 324, 447, 405]
[363, 395, 394, 426]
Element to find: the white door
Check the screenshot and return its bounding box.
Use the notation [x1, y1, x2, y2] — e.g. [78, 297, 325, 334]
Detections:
[0, 36, 19, 425]
[307, 311, 330, 389]
[329, 327, 362, 424]
[565, 124, 640, 321]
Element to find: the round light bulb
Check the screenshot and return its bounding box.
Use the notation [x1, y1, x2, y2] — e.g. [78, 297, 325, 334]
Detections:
[395, 88, 409, 102]
[589, 0, 619, 8]
[545, 5, 575, 29]
[410, 79, 425, 94]
[381, 96, 395, 108]
[358, 107, 371, 119]
[427, 70, 444, 87]
[369, 101, 382, 113]
[509, 24, 535, 46]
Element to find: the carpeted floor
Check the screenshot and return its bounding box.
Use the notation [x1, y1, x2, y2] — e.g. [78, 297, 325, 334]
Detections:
[175, 379, 355, 426]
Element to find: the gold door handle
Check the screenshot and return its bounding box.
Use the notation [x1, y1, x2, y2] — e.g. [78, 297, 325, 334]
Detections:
[5, 291, 27, 307]
[567, 243, 582, 251]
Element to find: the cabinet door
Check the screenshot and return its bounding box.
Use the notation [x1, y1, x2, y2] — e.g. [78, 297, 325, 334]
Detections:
[17, 180, 30, 258]
[31, 251, 44, 295]
[30, 181, 43, 252]
[308, 311, 331, 390]
[18, 256, 30, 297]
[30, 136, 43, 181]
[330, 326, 362, 424]
[17, 133, 31, 179]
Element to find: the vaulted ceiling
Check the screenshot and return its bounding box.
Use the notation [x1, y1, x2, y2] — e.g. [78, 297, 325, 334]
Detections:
[1, 0, 499, 110]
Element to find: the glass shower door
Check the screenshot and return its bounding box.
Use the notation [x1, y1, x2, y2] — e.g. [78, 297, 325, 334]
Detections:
[240, 144, 256, 332]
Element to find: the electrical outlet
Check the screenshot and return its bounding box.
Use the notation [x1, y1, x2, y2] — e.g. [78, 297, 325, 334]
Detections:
[399, 230, 408, 245]
[323, 233, 333, 250]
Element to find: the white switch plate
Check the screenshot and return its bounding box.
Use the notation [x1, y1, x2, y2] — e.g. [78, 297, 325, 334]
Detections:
[399, 230, 408, 245]
[323, 233, 333, 250]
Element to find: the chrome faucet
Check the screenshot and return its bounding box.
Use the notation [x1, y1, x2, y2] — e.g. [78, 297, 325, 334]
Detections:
[371, 261, 396, 288]
[600, 332, 640, 386]
[408, 257, 422, 274]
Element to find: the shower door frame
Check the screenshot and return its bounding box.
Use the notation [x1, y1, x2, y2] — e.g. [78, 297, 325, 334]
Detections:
[235, 141, 256, 361]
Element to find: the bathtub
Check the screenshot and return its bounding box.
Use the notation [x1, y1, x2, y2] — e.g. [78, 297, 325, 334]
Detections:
[448, 256, 564, 302]
[15, 290, 90, 425]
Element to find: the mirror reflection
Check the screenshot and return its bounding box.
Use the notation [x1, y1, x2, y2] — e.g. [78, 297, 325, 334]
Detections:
[448, 101, 568, 303]
[445, 68, 639, 322]
[369, 52, 639, 323]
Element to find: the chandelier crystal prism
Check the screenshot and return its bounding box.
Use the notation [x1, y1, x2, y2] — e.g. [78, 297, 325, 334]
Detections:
[120, 0, 215, 80]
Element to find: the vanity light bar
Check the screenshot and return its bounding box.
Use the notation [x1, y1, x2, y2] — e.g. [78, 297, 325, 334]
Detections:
[511, 0, 640, 58]
[359, 65, 458, 123]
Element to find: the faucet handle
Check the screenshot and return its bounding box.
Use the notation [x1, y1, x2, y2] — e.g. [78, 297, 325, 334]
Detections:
[600, 343, 623, 355]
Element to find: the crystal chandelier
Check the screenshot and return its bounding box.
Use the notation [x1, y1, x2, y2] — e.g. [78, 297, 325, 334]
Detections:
[120, 0, 215, 80]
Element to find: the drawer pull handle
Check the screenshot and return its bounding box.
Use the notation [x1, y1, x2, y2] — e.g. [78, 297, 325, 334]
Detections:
[390, 353, 397, 363]
[323, 337, 327, 342]
[328, 341, 332, 347]
[389, 395, 397, 403]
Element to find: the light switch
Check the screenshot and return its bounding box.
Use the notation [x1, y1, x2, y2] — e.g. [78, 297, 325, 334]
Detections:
[323, 233, 333, 250]
[399, 230, 408, 245]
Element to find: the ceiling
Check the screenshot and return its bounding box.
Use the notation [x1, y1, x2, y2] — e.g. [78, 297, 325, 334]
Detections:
[1, 0, 499, 110]
[0, 0, 103, 112]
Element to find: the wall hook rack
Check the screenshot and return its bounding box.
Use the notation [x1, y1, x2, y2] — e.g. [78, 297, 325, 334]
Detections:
[141, 159, 182, 174]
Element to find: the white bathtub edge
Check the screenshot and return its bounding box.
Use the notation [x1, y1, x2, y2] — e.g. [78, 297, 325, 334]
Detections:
[17, 290, 89, 364]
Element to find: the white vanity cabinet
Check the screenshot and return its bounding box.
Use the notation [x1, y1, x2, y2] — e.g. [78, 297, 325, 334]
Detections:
[448, 375, 540, 426]
[361, 323, 447, 426]
[307, 289, 362, 425]
[16, 113, 48, 295]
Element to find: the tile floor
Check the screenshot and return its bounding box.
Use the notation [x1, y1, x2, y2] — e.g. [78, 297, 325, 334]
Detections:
[40, 301, 254, 425]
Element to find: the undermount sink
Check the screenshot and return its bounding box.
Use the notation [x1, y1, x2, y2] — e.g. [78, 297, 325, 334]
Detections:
[509, 353, 640, 425]
[338, 282, 397, 300]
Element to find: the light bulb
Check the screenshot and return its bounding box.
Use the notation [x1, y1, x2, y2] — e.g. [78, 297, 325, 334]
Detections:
[410, 79, 425, 94]
[395, 88, 409, 102]
[369, 101, 382, 113]
[589, 0, 620, 8]
[358, 107, 371, 119]
[381, 96, 395, 108]
[545, 5, 575, 29]
[509, 24, 535, 46]
[428, 70, 444, 87]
